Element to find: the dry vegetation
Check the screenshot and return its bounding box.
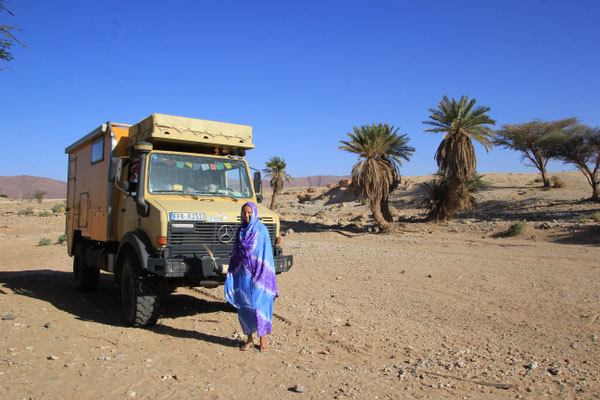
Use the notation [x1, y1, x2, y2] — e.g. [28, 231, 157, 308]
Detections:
[0, 171, 599, 399]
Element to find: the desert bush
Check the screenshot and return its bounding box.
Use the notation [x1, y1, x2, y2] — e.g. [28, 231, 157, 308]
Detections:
[504, 221, 527, 237]
[17, 207, 34, 216]
[580, 212, 600, 223]
[32, 190, 47, 203]
[57, 233, 67, 244]
[37, 211, 53, 217]
[421, 175, 477, 220]
[51, 203, 65, 213]
[297, 193, 312, 203]
[550, 175, 566, 188]
[466, 172, 486, 192]
[533, 177, 542, 183]
[0, 194, 7, 198]
[38, 237, 52, 246]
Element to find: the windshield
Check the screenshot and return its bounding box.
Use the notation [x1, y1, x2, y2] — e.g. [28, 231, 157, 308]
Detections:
[147, 152, 253, 199]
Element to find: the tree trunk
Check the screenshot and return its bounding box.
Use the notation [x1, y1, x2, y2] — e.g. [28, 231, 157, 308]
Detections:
[269, 190, 278, 210]
[369, 198, 389, 231]
[439, 177, 461, 221]
[380, 197, 394, 222]
[591, 181, 599, 202]
[540, 169, 550, 187]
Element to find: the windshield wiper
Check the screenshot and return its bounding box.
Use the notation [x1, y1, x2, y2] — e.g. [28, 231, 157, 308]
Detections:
[151, 189, 200, 200]
[212, 193, 239, 202]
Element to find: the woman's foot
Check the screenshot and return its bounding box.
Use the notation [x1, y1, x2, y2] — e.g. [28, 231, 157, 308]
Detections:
[240, 335, 253, 351]
[240, 342, 253, 351]
[259, 336, 268, 352]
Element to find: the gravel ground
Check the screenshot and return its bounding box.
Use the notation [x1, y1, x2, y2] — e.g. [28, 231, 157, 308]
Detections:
[0, 171, 599, 399]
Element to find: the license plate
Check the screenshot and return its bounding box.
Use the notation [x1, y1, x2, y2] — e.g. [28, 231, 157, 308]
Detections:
[170, 212, 207, 221]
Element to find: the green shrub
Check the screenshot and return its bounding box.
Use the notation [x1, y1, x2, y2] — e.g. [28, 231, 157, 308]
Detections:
[421, 174, 477, 221]
[505, 221, 527, 237]
[550, 175, 565, 188]
[466, 172, 486, 192]
[578, 215, 590, 223]
[37, 211, 53, 217]
[591, 212, 600, 223]
[37, 238, 52, 246]
[57, 233, 67, 244]
[51, 203, 65, 213]
[17, 207, 34, 216]
[0, 194, 7, 198]
[31, 190, 47, 203]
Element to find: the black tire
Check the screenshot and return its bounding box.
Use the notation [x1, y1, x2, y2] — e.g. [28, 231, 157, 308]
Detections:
[73, 243, 100, 292]
[121, 254, 160, 327]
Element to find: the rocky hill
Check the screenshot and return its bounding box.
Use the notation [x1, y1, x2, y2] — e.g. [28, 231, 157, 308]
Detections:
[0, 174, 348, 198]
[0, 175, 67, 199]
[264, 175, 351, 188]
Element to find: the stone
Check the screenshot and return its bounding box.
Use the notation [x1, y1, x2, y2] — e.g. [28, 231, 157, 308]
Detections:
[548, 367, 561, 376]
[2, 313, 16, 321]
[43, 322, 53, 329]
[525, 362, 538, 370]
[292, 384, 306, 393]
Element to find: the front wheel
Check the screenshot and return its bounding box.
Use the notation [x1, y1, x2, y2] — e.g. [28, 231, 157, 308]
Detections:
[73, 242, 100, 292]
[121, 255, 160, 327]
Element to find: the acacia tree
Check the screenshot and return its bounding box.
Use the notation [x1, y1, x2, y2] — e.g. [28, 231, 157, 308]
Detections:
[542, 125, 600, 201]
[1, 1, 26, 69]
[32, 190, 46, 203]
[495, 118, 578, 187]
[423, 95, 495, 221]
[339, 123, 414, 232]
[263, 156, 291, 210]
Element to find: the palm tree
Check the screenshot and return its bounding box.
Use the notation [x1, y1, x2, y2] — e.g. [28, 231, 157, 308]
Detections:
[339, 123, 414, 231]
[263, 156, 291, 210]
[423, 95, 496, 221]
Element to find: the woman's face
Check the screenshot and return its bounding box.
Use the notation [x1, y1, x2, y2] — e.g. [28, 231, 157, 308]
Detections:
[242, 205, 253, 224]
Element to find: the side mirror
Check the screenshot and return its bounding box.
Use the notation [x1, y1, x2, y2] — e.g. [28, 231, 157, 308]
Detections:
[253, 171, 263, 203]
[110, 158, 122, 183]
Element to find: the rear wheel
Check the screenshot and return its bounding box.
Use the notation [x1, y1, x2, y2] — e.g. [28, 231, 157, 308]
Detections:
[121, 254, 160, 327]
[73, 242, 100, 292]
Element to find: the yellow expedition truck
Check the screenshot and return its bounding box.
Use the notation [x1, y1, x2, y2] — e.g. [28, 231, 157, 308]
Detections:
[65, 114, 293, 327]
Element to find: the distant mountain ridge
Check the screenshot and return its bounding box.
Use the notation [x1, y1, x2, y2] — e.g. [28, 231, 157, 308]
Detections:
[0, 174, 352, 199]
[264, 175, 351, 188]
[0, 176, 67, 199]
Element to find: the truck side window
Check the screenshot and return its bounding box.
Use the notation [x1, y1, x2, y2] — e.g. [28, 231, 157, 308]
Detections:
[91, 138, 104, 164]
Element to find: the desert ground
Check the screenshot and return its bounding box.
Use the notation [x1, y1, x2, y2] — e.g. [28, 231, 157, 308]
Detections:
[0, 171, 599, 399]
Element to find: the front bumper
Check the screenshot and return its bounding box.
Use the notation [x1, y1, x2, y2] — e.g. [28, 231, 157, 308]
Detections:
[146, 254, 294, 279]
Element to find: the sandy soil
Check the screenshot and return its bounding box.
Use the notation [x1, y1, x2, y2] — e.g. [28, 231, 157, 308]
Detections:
[0, 171, 599, 399]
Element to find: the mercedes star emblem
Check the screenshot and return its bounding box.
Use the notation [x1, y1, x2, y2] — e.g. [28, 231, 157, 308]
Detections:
[217, 225, 234, 243]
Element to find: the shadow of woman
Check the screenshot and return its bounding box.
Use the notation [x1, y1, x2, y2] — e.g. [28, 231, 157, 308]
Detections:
[149, 324, 240, 347]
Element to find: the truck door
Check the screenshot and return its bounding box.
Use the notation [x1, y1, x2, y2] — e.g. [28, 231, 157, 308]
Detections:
[79, 192, 89, 229]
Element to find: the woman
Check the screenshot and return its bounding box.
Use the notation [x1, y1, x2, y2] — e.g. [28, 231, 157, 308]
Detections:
[225, 202, 278, 351]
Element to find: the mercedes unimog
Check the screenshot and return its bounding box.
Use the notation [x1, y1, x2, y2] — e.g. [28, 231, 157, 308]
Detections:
[65, 114, 293, 327]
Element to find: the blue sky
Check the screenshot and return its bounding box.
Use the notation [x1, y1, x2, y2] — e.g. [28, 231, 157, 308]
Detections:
[1, 0, 599, 182]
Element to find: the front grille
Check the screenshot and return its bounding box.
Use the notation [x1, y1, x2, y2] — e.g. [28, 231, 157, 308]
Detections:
[168, 222, 275, 258]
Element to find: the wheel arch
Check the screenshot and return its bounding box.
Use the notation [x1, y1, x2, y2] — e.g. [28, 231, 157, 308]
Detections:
[115, 230, 154, 281]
